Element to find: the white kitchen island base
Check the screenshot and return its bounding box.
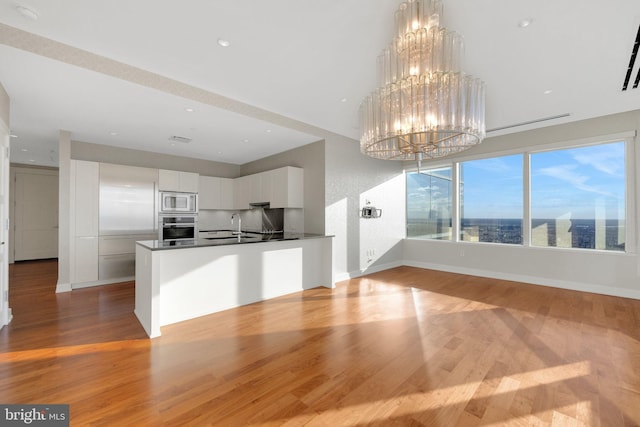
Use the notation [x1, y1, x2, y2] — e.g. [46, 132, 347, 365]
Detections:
[135, 236, 333, 338]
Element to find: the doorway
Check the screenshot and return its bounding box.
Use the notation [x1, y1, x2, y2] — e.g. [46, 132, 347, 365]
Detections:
[10, 166, 59, 261]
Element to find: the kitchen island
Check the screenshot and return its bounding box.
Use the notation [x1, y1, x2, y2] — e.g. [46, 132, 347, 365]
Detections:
[134, 232, 333, 338]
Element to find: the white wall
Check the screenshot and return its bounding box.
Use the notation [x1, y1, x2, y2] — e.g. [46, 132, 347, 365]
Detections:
[0, 83, 8, 127]
[403, 110, 640, 299]
[0, 83, 10, 327]
[324, 134, 406, 281]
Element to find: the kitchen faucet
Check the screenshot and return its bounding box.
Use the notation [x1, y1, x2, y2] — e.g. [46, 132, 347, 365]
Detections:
[231, 213, 242, 235]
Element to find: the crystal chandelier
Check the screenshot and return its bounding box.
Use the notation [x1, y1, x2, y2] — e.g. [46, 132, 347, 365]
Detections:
[359, 0, 485, 166]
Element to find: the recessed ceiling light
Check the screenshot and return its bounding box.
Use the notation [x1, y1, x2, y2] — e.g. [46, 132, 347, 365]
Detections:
[185, 107, 194, 112]
[28, 159, 35, 162]
[340, 98, 348, 103]
[10, 134, 18, 138]
[242, 138, 250, 143]
[217, 151, 223, 155]
[543, 89, 553, 95]
[517, 18, 533, 28]
[20, 148, 28, 152]
[16, 5, 39, 21]
[217, 38, 231, 48]
[109, 131, 118, 136]
[265, 129, 272, 133]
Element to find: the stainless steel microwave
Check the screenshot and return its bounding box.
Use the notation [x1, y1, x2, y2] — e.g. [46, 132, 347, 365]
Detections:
[159, 191, 197, 214]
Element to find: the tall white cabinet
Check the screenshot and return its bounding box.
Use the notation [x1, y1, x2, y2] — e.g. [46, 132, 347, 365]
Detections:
[70, 160, 99, 283]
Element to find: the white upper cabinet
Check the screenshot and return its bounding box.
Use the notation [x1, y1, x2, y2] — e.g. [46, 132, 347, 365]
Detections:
[199, 176, 234, 210]
[159, 169, 199, 193]
[219, 178, 234, 209]
[233, 175, 252, 210]
[270, 167, 303, 208]
[257, 169, 273, 204]
[204, 166, 303, 210]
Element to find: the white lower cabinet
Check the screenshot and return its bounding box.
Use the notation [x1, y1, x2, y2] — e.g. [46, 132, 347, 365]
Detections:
[98, 234, 155, 280]
[99, 253, 135, 280]
[74, 236, 98, 283]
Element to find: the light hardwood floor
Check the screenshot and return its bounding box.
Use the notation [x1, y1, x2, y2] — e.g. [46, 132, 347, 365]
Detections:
[2, 259, 640, 426]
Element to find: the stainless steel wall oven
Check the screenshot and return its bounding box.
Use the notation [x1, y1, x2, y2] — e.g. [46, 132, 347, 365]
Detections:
[159, 215, 198, 242]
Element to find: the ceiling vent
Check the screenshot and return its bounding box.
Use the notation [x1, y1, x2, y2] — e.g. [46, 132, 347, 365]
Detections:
[622, 25, 640, 91]
[168, 135, 192, 144]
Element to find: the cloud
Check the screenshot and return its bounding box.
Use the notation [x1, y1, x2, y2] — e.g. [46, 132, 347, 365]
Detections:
[571, 144, 624, 176]
[537, 164, 613, 197]
[464, 156, 517, 174]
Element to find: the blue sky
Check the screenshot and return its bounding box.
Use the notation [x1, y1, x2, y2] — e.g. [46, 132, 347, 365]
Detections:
[461, 155, 522, 219]
[409, 141, 626, 220]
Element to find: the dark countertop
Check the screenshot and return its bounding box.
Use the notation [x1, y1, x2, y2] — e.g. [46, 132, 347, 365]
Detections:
[136, 232, 331, 251]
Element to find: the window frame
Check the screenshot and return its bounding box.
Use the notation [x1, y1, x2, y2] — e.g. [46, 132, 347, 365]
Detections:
[404, 131, 637, 254]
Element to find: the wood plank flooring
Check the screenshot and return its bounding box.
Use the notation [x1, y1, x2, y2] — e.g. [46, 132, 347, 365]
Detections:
[2, 260, 640, 425]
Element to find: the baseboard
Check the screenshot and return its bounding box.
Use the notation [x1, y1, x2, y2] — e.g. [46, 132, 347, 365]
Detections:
[334, 260, 404, 283]
[2, 308, 12, 327]
[134, 309, 159, 339]
[55, 282, 72, 293]
[71, 276, 135, 290]
[403, 260, 640, 300]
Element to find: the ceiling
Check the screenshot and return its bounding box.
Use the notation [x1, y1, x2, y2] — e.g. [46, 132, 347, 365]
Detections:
[1, 0, 640, 167]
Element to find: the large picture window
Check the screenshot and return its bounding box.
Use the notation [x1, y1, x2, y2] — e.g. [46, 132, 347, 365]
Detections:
[406, 167, 452, 240]
[530, 142, 625, 251]
[405, 139, 628, 252]
[460, 155, 523, 244]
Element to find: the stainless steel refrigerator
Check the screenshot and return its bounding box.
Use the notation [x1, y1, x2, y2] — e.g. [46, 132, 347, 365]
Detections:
[98, 163, 157, 280]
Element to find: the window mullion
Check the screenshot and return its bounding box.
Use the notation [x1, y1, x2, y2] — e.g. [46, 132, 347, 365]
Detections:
[523, 153, 531, 247]
[452, 162, 460, 242]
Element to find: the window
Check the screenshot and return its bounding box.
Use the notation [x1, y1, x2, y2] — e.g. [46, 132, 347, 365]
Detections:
[406, 167, 452, 240]
[460, 155, 523, 244]
[530, 142, 625, 251]
[405, 139, 629, 252]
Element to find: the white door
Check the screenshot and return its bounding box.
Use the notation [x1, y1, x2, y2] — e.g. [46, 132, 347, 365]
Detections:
[0, 122, 10, 327]
[14, 170, 59, 260]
